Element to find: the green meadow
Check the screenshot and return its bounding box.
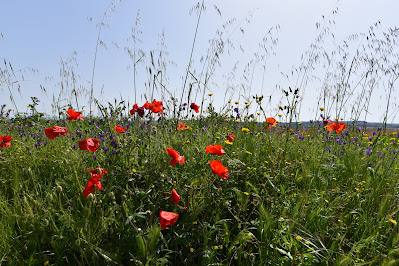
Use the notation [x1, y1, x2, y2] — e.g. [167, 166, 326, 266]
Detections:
[1, 102, 399, 265]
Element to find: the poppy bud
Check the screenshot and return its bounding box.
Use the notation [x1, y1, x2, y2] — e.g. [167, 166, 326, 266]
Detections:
[108, 192, 115, 200]
[86, 193, 94, 202]
[56, 185, 63, 193]
[43, 219, 49, 227]
[47, 194, 54, 202]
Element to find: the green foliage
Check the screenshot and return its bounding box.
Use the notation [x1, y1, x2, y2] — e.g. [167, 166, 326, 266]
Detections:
[1, 111, 399, 265]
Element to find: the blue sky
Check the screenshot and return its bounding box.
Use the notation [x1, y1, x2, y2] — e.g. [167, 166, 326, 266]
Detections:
[1, 0, 399, 122]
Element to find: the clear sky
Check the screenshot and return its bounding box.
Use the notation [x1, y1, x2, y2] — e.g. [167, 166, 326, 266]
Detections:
[1, 0, 399, 122]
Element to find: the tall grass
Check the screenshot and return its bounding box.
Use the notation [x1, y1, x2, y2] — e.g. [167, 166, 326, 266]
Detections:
[1, 107, 399, 264]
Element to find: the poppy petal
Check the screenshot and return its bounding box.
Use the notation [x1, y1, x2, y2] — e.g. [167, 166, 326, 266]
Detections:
[170, 189, 180, 205]
[206, 145, 226, 155]
[209, 160, 229, 179]
[159, 211, 179, 230]
[166, 148, 185, 166]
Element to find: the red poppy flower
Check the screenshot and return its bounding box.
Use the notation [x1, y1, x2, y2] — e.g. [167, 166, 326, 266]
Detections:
[0, 135, 12, 148]
[177, 122, 187, 131]
[129, 104, 139, 115]
[159, 210, 179, 230]
[79, 138, 99, 152]
[326, 122, 347, 134]
[206, 145, 226, 155]
[209, 160, 229, 179]
[323, 118, 332, 125]
[83, 168, 107, 197]
[265, 117, 276, 129]
[114, 126, 127, 133]
[166, 148, 185, 166]
[150, 99, 164, 114]
[170, 189, 180, 205]
[137, 106, 145, 117]
[66, 108, 84, 121]
[143, 101, 153, 110]
[226, 133, 236, 142]
[130, 104, 145, 117]
[88, 167, 108, 178]
[45, 126, 70, 139]
[190, 103, 200, 113]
